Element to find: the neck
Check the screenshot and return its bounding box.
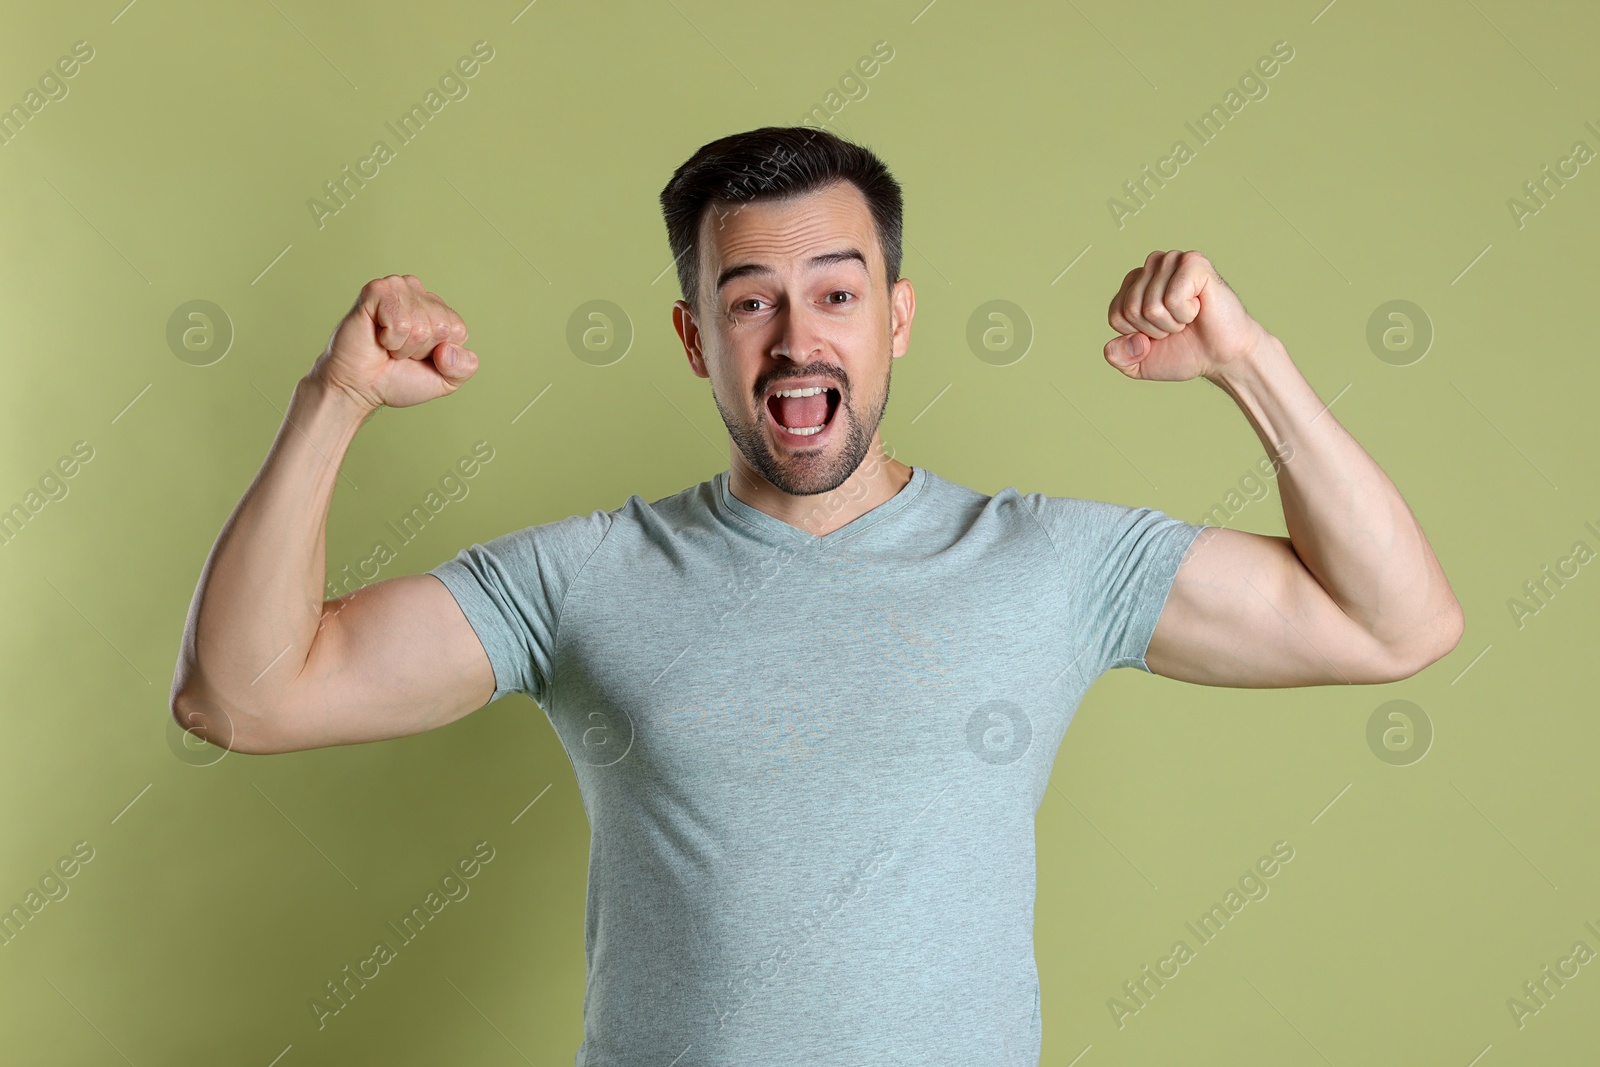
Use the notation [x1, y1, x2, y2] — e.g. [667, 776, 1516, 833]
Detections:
[727, 437, 912, 537]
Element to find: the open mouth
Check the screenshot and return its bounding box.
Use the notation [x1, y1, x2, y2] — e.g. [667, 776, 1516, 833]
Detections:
[765, 386, 841, 442]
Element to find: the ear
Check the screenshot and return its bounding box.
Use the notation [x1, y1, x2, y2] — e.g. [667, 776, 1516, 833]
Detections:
[889, 278, 915, 360]
[672, 300, 710, 379]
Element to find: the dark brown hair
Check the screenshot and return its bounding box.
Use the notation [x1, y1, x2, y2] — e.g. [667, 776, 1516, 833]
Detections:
[658, 125, 904, 315]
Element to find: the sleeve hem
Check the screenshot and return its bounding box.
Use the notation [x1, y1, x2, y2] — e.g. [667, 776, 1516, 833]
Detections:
[427, 567, 521, 704]
[1118, 521, 1210, 674]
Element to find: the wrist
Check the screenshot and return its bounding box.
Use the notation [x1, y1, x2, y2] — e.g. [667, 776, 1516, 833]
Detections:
[298, 371, 381, 426]
[1203, 329, 1284, 394]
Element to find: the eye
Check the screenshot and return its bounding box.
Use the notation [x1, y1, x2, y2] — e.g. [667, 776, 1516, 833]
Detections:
[825, 291, 854, 305]
[735, 298, 768, 313]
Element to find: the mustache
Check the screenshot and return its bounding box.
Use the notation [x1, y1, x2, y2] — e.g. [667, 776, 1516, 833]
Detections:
[757, 375, 848, 398]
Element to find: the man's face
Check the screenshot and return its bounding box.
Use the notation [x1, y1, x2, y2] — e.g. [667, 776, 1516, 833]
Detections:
[672, 180, 914, 497]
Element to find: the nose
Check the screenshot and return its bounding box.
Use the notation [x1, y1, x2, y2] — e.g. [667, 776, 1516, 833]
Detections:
[771, 300, 825, 364]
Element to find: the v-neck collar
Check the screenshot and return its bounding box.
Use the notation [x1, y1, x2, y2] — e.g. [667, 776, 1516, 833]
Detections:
[713, 466, 928, 547]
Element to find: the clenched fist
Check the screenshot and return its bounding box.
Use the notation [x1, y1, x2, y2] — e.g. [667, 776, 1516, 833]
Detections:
[309, 275, 479, 412]
[1104, 250, 1267, 383]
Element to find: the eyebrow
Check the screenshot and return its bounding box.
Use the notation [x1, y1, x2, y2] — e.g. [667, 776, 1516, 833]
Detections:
[714, 248, 868, 295]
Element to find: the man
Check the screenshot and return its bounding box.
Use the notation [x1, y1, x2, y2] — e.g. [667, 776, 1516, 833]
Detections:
[171, 125, 1462, 1064]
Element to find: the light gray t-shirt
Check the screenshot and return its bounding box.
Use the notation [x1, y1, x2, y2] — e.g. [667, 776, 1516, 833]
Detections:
[428, 465, 1208, 1066]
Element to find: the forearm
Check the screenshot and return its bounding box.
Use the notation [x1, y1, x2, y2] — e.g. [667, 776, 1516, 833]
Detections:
[1205, 334, 1462, 660]
[172, 374, 374, 723]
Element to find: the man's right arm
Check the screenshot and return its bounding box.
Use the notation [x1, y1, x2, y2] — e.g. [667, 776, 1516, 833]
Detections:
[170, 276, 493, 754]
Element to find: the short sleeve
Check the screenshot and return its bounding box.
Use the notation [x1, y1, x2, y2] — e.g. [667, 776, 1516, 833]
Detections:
[1023, 494, 1209, 679]
[427, 509, 612, 706]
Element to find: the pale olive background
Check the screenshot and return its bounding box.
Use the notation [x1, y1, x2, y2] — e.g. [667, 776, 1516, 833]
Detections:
[3, 0, 1597, 1063]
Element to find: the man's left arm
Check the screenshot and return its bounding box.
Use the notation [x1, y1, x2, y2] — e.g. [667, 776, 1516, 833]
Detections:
[1103, 249, 1464, 687]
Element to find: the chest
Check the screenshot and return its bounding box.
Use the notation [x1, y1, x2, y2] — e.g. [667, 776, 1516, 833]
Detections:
[544, 536, 1083, 812]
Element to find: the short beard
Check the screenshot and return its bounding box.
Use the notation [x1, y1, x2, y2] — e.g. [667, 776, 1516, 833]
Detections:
[713, 367, 892, 496]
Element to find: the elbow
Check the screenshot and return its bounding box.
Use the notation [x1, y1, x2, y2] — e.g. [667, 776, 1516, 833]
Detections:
[1381, 598, 1466, 681]
[170, 684, 279, 757]
[1442, 598, 1466, 653]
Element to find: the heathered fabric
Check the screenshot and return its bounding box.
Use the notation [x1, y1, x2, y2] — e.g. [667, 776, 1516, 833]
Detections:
[428, 465, 1208, 1066]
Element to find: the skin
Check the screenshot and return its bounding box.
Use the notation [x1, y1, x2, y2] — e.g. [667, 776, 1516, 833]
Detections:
[171, 225, 1465, 759]
[671, 180, 916, 537]
[169, 278, 498, 754]
[666, 186, 1464, 682]
[670, 199, 1465, 685]
[1102, 250, 1465, 685]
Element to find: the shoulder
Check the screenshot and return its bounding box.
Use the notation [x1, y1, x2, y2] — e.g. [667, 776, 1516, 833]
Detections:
[937, 476, 1116, 537]
[994, 485, 1202, 569]
[505, 474, 713, 543]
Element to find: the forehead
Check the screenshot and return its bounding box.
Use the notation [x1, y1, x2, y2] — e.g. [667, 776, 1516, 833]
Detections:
[697, 180, 879, 282]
